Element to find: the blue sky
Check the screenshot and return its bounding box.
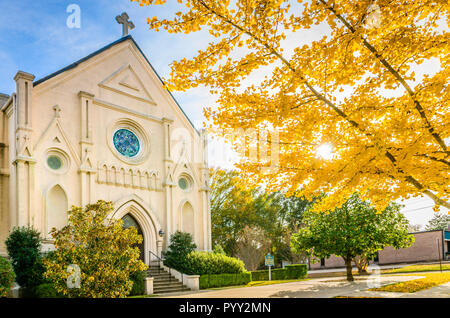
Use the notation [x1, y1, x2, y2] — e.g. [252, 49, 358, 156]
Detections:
[0, 0, 215, 125]
[0, 0, 443, 227]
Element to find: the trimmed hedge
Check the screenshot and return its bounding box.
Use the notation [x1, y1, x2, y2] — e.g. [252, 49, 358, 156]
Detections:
[251, 264, 308, 281]
[200, 273, 251, 289]
[184, 251, 246, 275]
[35, 283, 64, 298]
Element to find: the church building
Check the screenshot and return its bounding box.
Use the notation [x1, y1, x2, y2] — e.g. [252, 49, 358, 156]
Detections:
[0, 21, 212, 263]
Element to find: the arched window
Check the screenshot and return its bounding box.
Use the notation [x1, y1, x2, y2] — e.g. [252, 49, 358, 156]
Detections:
[46, 185, 68, 236]
[181, 202, 195, 237]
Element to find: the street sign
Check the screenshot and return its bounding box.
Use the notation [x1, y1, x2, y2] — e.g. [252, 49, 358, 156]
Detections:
[265, 253, 274, 281]
[265, 253, 274, 266]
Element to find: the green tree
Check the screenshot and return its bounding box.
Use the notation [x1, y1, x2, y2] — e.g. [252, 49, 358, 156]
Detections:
[5, 226, 45, 294]
[212, 244, 226, 255]
[235, 225, 271, 271]
[274, 192, 318, 263]
[425, 213, 450, 231]
[210, 168, 267, 256]
[163, 231, 197, 273]
[43, 200, 147, 298]
[291, 194, 414, 281]
[210, 168, 313, 265]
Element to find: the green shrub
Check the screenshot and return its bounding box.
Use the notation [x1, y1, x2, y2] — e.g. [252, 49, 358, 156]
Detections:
[212, 244, 226, 255]
[200, 273, 251, 289]
[251, 264, 307, 281]
[251, 268, 286, 281]
[184, 251, 246, 275]
[163, 231, 197, 273]
[129, 271, 146, 296]
[35, 283, 64, 298]
[0, 256, 16, 297]
[285, 264, 308, 279]
[5, 227, 45, 291]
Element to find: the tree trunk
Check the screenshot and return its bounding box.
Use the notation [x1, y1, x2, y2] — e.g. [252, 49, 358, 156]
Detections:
[344, 258, 354, 282]
[354, 257, 369, 275]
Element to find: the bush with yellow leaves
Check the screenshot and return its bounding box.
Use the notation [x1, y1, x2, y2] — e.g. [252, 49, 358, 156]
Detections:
[43, 200, 148, 298]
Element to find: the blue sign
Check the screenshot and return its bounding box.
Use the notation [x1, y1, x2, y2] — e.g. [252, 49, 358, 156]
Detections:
[265, 253, 274, 266]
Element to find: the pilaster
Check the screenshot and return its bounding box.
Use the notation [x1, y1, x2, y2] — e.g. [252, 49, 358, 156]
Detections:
[78, 91, 96, 206]
[162, 117, 175, 249]
[12, 71, 35, 229]
[200, 129, 211, 251]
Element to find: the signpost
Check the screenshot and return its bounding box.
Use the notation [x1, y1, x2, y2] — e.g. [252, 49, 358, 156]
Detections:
[265, 253, 275, 281]
[437, 238, 442, 273]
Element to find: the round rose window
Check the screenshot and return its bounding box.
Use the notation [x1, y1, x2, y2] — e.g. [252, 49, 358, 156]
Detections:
[178, 177, 189, 190]
[47, 155, 62, 170]
[113, 129, 140, 158]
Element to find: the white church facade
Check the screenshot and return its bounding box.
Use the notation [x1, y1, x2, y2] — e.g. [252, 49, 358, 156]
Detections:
[0, 34, 212, 263]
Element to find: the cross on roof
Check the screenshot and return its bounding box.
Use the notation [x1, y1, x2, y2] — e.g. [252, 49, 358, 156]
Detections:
[116, 12, 135, 37]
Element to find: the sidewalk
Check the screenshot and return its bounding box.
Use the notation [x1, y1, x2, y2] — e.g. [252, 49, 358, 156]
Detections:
[162, 275, 429, 298]
[308, 263, 406, 274]
[307, 261, 450, 278]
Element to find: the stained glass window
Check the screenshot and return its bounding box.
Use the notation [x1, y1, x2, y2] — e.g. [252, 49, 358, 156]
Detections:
[113, 129, 140, 158]
[178, 177, 189, 190]
[47, 156, 62, 170]
[122, 214, 140, 230]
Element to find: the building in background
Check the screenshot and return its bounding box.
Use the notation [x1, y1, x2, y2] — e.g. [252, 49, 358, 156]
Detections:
[310, 228, 450, 270]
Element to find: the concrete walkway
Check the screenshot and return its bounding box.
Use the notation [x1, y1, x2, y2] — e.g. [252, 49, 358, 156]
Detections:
[162, 275, 447, 298]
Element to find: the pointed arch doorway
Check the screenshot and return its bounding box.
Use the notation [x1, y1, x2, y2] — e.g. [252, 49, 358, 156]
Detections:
[121, 214, 145, 262]
[112, 195, 164, 265]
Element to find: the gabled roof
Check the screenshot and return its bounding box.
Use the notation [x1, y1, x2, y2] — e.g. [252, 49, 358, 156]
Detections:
[0, 93, 10, 109]
[34, 35, 199, 135]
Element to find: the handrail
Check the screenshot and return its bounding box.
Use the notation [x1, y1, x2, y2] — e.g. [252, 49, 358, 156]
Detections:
[150, 250, 176, 283]
[149, 250, 164, 279]
[148, 251, 185, 286]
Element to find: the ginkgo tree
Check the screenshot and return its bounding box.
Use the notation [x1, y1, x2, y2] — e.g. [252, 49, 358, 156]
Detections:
[133, 0, 450, 212]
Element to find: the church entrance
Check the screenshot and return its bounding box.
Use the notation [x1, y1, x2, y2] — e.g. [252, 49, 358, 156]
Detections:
[121, 214, 145, 262]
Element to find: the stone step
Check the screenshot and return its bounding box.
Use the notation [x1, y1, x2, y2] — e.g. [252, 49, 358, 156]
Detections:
[153, 278, 181, 284]
[146, 264, 191, 294]
[154, 285, 185, 291]
[149, 265, 162, 269]
[154, 281, 184, 287]
[152, 274, 173, 279]
[148, 270, 169, 275]
[149, 272, 171, 277]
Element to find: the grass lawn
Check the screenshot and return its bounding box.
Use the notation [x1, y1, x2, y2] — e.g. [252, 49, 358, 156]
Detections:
[370, 272, 450, 293]
[245, 279, 309, 287]
[382, 264, 450, 274]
